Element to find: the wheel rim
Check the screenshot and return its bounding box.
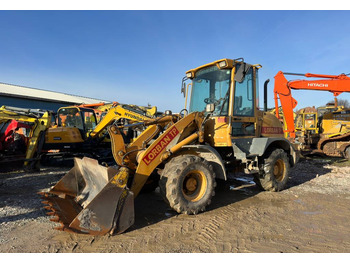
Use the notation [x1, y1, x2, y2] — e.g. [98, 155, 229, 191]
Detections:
[273, 159, 286, 182]
[182, 170, 207, 202]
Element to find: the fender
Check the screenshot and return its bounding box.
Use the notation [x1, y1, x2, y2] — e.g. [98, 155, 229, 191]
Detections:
[182, 144, 227, 180]
[232, 137, 299, 167]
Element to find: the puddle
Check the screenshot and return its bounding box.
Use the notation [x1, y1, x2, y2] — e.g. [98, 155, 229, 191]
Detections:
[232, 177, 256, 184]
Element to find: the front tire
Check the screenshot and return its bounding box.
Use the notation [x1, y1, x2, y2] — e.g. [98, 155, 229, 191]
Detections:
[159, 155, 216, 214]
[344, 146, 350, 161]
[255, 148, 290, 192]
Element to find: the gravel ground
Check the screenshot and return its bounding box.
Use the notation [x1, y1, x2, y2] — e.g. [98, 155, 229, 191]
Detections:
[0, 166, 70, 244]
[0, 157, 350, 253]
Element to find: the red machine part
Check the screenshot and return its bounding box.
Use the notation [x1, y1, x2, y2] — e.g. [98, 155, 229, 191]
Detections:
[0, 120, 32, 152]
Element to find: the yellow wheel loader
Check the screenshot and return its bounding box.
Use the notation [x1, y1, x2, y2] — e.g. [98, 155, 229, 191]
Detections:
[0, 105, 51, 171]
[40, 58, 298, 235]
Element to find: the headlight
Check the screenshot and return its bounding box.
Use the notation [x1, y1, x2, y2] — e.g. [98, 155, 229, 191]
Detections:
[218, 60, 227, 68]
[186, 72, 192, 78]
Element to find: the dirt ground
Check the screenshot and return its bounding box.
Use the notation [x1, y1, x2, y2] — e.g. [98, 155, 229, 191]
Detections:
[1, 156, 350, 253]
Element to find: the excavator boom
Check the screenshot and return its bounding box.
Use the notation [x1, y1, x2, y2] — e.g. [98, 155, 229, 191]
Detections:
[89, 104, 156, 138]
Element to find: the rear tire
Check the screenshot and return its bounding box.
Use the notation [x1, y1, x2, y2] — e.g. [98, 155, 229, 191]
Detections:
[159, 155, 216, 214]
[255, 148, 290, 192]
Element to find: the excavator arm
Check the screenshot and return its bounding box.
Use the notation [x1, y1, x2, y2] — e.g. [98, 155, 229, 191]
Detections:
[89, 104, 156, 138]
[274, 71, 350, 138]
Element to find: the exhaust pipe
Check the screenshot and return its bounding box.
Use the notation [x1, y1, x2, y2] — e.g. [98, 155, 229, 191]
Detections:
[264, 79, 270, 112]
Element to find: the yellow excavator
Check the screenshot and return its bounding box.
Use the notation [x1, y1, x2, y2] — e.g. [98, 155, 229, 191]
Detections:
[274, 71, 350, 159]
[40, 58, 298, 235]
[0, 105, 51, 171]
[43, 103, 158, 160]
[293, 103, 350, 153]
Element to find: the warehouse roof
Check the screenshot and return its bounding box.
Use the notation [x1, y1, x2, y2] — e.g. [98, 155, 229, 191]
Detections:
[0, 82, 110, 104]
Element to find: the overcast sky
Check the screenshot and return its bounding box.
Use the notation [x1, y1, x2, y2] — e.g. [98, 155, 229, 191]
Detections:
[1, 8, 350, 112]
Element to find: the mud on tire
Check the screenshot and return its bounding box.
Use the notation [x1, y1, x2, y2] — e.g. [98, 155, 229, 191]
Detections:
[159, 155, 216, 215]
[254, 148, 290, 192]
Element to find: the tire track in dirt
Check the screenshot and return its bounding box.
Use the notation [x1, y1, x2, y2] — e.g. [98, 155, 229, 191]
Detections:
[88, 215, 203, 252]
[74, 190, 258, 252]
[194, 206, 234, 252]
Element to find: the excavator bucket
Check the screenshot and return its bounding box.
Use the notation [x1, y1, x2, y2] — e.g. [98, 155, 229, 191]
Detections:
[39, 157, 134, 235]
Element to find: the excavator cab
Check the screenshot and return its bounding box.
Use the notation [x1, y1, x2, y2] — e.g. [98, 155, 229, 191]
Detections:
[45, 106, 99, 150]
[57, 107, 97, 138]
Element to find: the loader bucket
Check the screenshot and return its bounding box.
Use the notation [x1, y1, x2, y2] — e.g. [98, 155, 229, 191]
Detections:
[39, 157, 134, 235]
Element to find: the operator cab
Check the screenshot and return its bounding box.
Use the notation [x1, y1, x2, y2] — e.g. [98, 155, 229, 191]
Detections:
[183, 58, 260, 140]
[57, 107, 98, 138]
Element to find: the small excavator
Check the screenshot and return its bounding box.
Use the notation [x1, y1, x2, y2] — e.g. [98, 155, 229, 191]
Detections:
[40, 58, 298, 235]
[274, 71, 350, 159]
[42, 103, 158, 162]
[0, 105, 51, 171]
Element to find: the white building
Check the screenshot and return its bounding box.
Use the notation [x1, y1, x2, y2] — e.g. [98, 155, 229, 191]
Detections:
[0, 82, 110, 111]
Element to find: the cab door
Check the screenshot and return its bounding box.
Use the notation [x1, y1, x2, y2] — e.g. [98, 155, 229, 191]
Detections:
[230, 64, 258, 138]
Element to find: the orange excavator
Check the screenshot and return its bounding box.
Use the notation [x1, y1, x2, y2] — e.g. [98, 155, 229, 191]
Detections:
[274, 71, 350, 158]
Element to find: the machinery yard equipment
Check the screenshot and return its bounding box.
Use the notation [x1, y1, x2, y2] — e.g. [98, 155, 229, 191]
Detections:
[274, 71, 350, 158]
[0, 105, 51, 171]
[43, 103, 158, 160]
[40, 58, 298, 235]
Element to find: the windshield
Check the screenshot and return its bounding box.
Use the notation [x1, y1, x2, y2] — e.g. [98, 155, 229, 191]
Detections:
[189, 65, 231, 116]
[58, 107, 84, 130]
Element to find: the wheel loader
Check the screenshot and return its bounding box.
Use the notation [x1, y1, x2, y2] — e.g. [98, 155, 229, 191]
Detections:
[40, 58, 298, 235]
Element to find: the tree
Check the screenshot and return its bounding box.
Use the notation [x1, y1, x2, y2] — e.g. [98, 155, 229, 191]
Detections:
[326, 98, 350, 108]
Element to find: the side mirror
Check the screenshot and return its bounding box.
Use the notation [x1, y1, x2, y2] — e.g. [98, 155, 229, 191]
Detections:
[181, 81, 186, 97]
[234, 63, 251, 83]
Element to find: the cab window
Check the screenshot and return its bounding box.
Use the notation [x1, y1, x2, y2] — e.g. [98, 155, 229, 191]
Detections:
[233, 65, 254, 117]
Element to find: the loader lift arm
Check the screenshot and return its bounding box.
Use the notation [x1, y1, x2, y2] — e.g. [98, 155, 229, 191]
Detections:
[274, 71, 350, 138]
[40, 111, 206, 235]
